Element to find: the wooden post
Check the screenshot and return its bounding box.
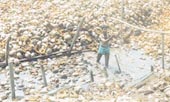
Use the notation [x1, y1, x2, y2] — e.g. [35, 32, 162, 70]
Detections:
[9, 63, 15, 99]
[90, 70, 94, 82]
[68, 17, 85, 56]
[41, 65, 47, 86]
[162, 33, 165, 69]
[115, 55, 121, 73]
[5, 35, 11, 66]
[120, 0, 124, 46]
[151, 65, 154, 72]
[121, 0, 124, 20]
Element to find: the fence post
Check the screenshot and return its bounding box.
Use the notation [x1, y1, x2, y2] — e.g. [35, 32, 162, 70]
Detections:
[6, 35, 15, 99]
[41, 65, 47, 86]
[90, 70, 94, 82]
[121, 0, 124, 20]
[162, 33, 165, 69]
[5, 35, 11, 66]
[9, 62, 15, 99]
[120, 0, 124, 46]
[115, 55, 121, 73]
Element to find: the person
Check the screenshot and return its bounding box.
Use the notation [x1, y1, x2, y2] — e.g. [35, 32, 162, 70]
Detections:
[96, 25, 117, 68]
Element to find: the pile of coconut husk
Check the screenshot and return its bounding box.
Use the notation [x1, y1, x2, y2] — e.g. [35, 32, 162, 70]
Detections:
[130, 7, 170, 59]
[0, 0, 170, 102]
[0, 0, 169, 62]
[123, 68, 170, 102]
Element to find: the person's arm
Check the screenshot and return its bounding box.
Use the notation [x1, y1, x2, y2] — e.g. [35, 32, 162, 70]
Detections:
[100, 35, 115, 43]
[106, 29, 122, 42]
[103, 32, 118, 42]
[106, 35, 116, 42]
[100, 30, 122, 43]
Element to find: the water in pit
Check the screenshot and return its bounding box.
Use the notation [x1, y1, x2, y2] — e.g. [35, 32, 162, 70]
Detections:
[0, 48, 157, 100]
[100, 48, 155, 86]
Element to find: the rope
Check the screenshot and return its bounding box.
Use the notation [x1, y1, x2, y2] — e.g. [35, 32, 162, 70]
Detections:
[111, 17, 170, 34]
[91, 0, 170, 34]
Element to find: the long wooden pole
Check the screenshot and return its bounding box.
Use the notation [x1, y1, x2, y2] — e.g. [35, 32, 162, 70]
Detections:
[68, 0, 108, 57]
[162, 33, 165, 69]
[68, 17, 85, 56]
[0, 49, 92, 68]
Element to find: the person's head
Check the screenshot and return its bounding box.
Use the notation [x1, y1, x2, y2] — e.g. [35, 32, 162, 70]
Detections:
[101, 25, 108, 38]
[103, 30, 107, 39]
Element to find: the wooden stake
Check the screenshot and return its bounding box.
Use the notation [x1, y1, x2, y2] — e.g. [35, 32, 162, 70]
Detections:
[115, 55, 121, 73]
[9, 63, 15, 99]
[121, 0, 124, 20]
[5, 35, 11, 66]
[90, 70, 94, 82]
[41, 65, 47, 86]
[151, 65, 154, 72]
[120, 0, 124, 46]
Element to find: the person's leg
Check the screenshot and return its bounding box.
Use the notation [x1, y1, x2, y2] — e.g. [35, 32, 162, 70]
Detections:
[97, 54, 102, 63]
[105, 53, 110, 68]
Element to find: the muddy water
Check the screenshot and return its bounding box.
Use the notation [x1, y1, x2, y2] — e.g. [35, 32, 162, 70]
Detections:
[0, 48, 157, 100]
[100, 48, 156, 86]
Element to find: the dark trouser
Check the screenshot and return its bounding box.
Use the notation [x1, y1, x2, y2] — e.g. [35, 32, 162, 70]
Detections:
[97, 53, 110, 68]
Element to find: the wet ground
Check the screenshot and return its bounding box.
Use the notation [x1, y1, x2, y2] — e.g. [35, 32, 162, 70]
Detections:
[99, 48, 156, 86]
[0, 47, 159, 101]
